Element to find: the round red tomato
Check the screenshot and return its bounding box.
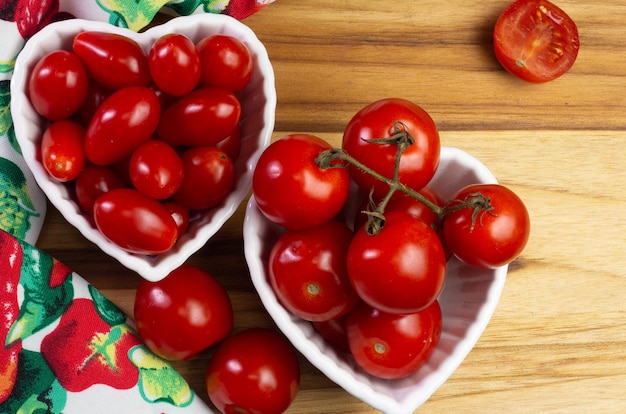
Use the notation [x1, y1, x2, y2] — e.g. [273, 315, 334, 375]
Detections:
[157, 87, 241, 147]
[253, 134, 351, 230]
[206, 328, 300, 414]
[85, 86, 161, 166]
[346, 300, 442, 380]
[443, 183, 530, 268]
[174, 146, 235, 210]
[134, 265, 233, 361]
[129, 140, 184, 200]
[348, 211, 446, 314]
[149, 33, 201, 96]
[73, 31, 151, 90]
[494, 0, 579, 83]
[28, 50, 88, 120]
[269, 220, 359, 322]
[40, 120, 87, 182]
[342, 98, 440, 197]
[75, 165, 125, 214]
[93, 188, 178, 254]
[196, 34, 253, 93]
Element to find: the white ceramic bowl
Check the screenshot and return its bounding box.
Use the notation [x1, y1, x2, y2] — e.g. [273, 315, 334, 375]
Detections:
[11, 15, 276, 282]
[244, 147, 508, 413]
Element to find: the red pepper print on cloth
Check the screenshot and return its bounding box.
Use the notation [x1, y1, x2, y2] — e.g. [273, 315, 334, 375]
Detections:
[0, 230, 202, 412]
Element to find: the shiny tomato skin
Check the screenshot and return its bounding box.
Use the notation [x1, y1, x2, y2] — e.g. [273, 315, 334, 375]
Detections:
[93, 188, 178, 254]
[75, 165, 126, 215]
[215, 124, 241, 161]
[40, 120, 87, 182]
[162, 201, 190, 236]
[174, 146, 235, 210]
[346, 300, 442, 380]
[28, 50, 88, 120]
[443, 184, 530, 268]
[269, 220, 359, 322]
[149, 33, 201, 96]
[134, 265, 233, 361]
[348, 211, 446, 314]
[342, 98, 440, 197]
[129, 140, 184, 200]
[253, 134, 351, 230]
[494, 0, 579, 83]
[85, 86, 161, 166]
[157, 87, 241, 147]
[72, 31, 151, 90]
[206, 328, 300, 414]
[196, 34, 253, 93]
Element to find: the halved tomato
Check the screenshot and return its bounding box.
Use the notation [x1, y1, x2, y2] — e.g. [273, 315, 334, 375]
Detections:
[494, 0, 579, 83]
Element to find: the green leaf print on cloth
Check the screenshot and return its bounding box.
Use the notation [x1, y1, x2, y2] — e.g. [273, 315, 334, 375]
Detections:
[0, 157, 40, 240]
[96, 0, 171, 30]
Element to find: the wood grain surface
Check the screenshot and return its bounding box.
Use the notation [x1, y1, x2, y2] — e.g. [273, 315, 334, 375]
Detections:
[36, 1, 626, 412]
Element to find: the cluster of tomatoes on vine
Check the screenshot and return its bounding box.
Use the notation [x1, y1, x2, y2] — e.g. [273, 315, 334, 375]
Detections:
[28, 30, 252, 255]
[252, 97, 531, 380]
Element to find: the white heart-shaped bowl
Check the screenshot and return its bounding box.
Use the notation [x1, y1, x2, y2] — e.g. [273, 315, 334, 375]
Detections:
[244, 146, 508, 413]
[11, 15, 276, 281]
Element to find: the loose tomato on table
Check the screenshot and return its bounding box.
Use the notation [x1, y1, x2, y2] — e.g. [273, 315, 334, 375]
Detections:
[252, 134, 351, 230]
[342, 98, 440, 197]
[443, 183, 531, 269]
[206, 328, 300, 414]
[346, 300, 442, 380]
[134, 265, 233, 361]
[493, 0, 579, 83]
[269, 220, 359, 322]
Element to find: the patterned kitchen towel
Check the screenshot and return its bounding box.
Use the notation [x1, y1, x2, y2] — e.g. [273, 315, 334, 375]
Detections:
[0, 0, 274, 245]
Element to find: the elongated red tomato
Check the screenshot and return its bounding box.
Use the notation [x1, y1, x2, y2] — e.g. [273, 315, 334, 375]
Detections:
[157, 87, 241, 147]
[494, 0, 579, 83]
[73, 31, 151, 90]
[149, 33, 201, 96]
[85, 86, 161, 166]
[94, 188, 178, 254]
[196, 34, 253, 93]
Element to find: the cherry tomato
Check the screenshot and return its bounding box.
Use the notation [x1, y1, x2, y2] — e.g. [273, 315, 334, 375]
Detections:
[196, 34, 253, 93]
[40, 120, 87, 182]
[173, 146, 235, 210]
[269, 220, 359, 322]
[348, 211, 446, 314]
[494, 0, 579, 83]
[162, 201, 190, 237]
[85, 86, 161, 166]
[129, 140, 184, 200]
[28, 50, 88, 120]
[206, 328, 300, 414]
[157, 87, 241, 147]
[75, 165, 125, 215]
[149, 33, 201, 96]
[215, 124, 241, 161]
[73, 31, 151, 90]
[253, 134, 351, 230]
[134, 265, 233, 361]
[93, 188, 178, 254]
[342, 98, 440, 197]
[443, 183, 530, 268]
[346, 300, 442, 380]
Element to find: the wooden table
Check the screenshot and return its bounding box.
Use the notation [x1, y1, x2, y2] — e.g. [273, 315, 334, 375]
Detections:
[37, 1, 626, 412]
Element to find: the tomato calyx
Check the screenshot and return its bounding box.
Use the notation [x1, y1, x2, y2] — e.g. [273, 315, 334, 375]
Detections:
[443, 192, 498, 232]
